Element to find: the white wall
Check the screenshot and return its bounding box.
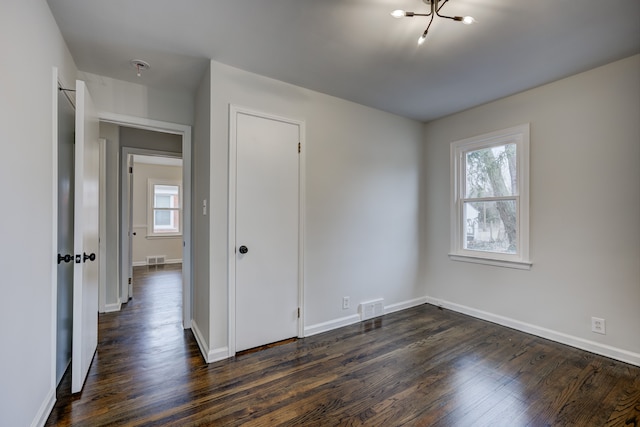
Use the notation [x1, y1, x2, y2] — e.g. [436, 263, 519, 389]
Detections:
[192, 63, 212, 354]
[201, 61, 425, 356]
[131, 162, 183, 265]
[0, 1, 78, 426]
[423, 54, 640, 364]
[79, 72, 194, 126]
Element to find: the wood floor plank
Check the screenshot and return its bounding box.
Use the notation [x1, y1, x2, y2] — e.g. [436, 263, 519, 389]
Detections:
[46, 265, 640, 426]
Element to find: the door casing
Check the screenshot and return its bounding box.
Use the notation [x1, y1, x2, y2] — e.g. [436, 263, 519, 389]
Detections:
[102, 113, 193, 329]
[228, 105, 306, 356]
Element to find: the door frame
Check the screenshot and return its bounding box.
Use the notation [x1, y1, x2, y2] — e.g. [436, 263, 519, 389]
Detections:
[98, 138, 107, 313]
[52, 67, 76, 393]
[100, 112, 193, 329]
[227, 104, 306, 356]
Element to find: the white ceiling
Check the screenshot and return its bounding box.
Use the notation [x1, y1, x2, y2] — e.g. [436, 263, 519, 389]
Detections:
[47, 0, 640, 122]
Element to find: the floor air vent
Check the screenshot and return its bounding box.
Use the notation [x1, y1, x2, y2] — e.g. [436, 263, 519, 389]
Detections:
[359, 298, 384, 321]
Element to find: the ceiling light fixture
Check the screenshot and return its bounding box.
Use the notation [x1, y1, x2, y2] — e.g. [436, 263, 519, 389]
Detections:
[391, 0, 475, 46]
[130, 59, 150, 78]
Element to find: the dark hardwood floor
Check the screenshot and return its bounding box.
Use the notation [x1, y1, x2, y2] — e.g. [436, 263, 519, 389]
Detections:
[47, 265, 640, 426]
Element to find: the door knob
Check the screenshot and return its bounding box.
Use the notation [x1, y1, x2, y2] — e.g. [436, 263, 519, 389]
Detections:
[238, 246, 248, 254]
[57, 254, 73, 264]
[83, 252, 96, 262]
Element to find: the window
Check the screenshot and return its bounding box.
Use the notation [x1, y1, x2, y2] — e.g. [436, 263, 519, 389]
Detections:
[148, 180, 182, 236]
[450, 124, 530, 269]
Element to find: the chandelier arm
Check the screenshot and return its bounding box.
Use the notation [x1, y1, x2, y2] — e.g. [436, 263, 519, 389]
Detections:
[435, 0, 462, 20]
[424, 13, 435, 35]
[436, 13, 463, 21]
[435, 0, 450, 13]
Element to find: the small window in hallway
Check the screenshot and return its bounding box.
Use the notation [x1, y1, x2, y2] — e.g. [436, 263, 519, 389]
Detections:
[148, 180, 181, 236]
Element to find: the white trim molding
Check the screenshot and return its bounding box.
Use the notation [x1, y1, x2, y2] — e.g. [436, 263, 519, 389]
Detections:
[103, 111, 192, 330]
[304, 297, 428, 337]
[450, 124, 531, 268]
[385, 296, 428, 315]
[132, 258, 182, 267]
[304, 314, 361, 337]
[425, 296, 640, 367]
[448, 254, 532, 270]
[103, 301, 122, 313]
[191, 320, 229, 363]
[31, 387, 55, 427]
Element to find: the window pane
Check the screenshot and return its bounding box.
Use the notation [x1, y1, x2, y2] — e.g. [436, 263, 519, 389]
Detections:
[465, 144, 517, 198]
[464, 200, 517, 254]
[155, 194, 171, 208]
[155, 184, 179, 194]
[154, 210, 171, 226]
[154, 185, 180, 208]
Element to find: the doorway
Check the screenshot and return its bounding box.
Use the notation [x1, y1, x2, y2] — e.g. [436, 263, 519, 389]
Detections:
[127, 152, 184, 302]
[100, 114, 193, 328]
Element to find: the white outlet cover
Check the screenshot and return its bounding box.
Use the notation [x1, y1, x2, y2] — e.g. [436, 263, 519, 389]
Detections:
[591, 317, 606, 334]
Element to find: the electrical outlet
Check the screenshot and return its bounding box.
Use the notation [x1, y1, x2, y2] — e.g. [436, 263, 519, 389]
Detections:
[342, 296, 350, 310]
[591, 317, 606, 335]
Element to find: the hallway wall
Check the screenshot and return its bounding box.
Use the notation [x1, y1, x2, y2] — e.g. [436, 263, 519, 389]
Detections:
[0, 1, 78, 426]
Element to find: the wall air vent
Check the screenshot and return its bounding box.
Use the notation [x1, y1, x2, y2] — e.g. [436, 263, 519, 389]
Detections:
[146, 255, 166, 266]
[359, 298, 384, 321]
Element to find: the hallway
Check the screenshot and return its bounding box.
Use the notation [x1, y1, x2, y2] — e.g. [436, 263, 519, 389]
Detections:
[46, 264, 197, 426]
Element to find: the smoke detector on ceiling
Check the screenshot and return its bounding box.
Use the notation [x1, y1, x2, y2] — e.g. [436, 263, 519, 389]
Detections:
[130, 59, 150, 77]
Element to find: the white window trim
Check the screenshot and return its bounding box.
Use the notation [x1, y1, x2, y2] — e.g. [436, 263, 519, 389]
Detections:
[147, 179, 183, 237]
[449, 124, 531, 270]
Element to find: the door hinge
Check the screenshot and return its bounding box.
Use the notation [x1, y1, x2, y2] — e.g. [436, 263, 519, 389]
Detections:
[297, 307, 300, 318]
[298, 142, 301, 153]
[128, 277, 132, 285]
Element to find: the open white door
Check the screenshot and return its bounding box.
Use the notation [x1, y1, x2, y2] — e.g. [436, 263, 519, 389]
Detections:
[71, 80, 100, 393]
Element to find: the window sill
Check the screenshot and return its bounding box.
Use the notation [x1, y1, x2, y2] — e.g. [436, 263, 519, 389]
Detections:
[448, 253, 532, 270]
[146, 234, 182, 240]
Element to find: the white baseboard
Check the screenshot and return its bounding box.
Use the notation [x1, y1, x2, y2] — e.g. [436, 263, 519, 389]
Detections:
[425, 296, 640, 367]
[103, 301, 122, 313]
[385, 296, 428, 315]
[132, 259, 182, 267]
[304, 314, 360, 337]
[32, 387, 55, 427]
[191, 320, 230, 363]
[304, 296, 428, 337]
[191, 320, 210, 362]
[208, 346, 230, 363]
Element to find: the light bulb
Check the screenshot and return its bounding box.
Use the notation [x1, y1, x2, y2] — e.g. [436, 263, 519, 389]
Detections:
[462, 16, 475, 25]
[418, 34, 427, 45]
[391, 9, 406, 18]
